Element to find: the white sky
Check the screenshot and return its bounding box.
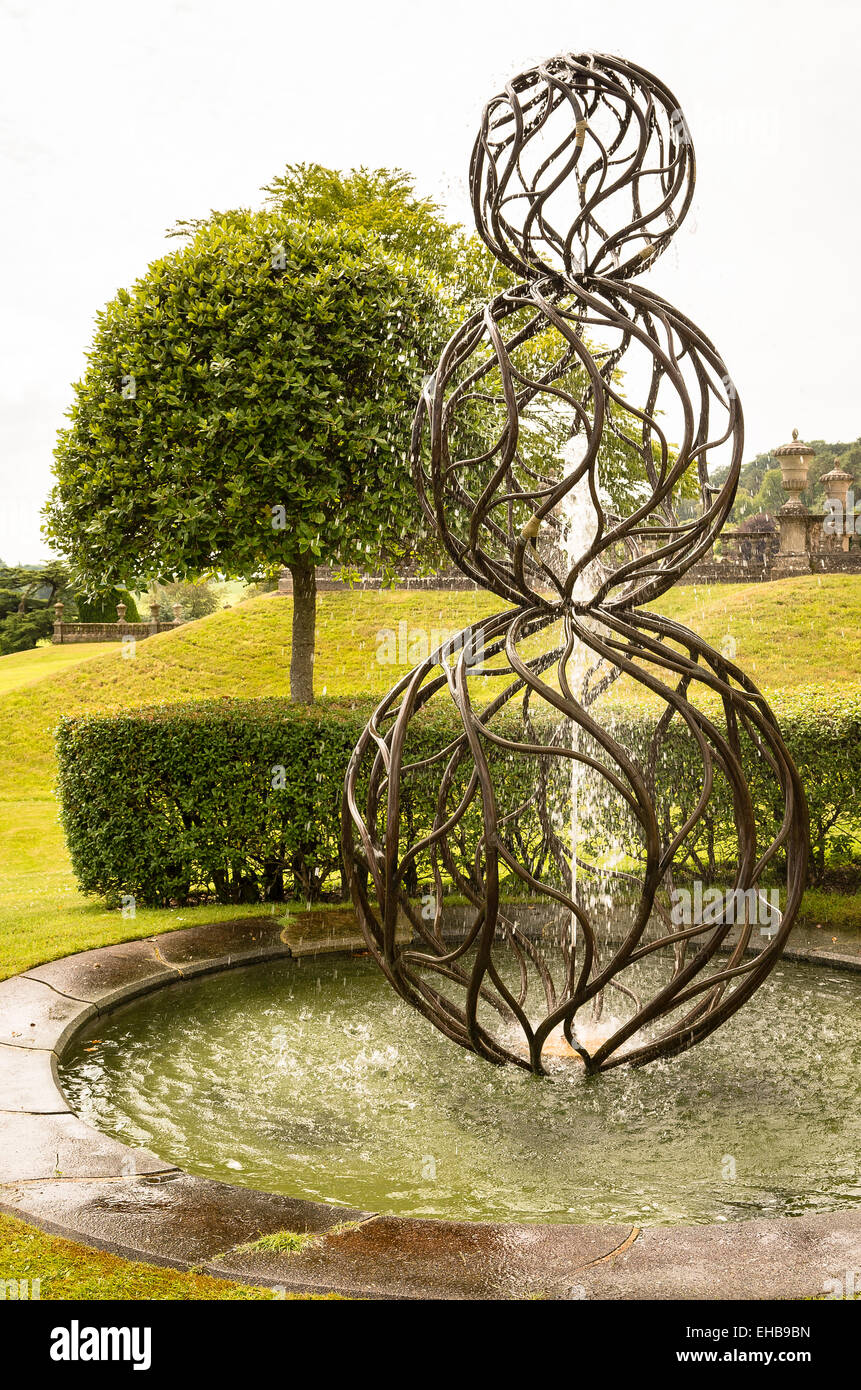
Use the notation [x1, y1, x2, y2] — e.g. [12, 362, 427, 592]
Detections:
[1, 0, 858, 563]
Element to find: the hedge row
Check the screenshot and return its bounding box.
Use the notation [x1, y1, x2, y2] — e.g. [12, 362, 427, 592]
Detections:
[600, 690, 861, 882]
[54, 689, 861, 907]
[55, 698, 517, 907]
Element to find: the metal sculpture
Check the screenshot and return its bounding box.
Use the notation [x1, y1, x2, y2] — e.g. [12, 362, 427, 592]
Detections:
[342, 53, 808, 1073]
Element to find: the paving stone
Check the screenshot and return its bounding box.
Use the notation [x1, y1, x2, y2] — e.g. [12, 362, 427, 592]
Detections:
[24, 940, 179, 1008]
[0, 1044, 69, 1113]
[149, 911, 403, 968]
[578, 1210, 861, 1301]
[1, 1173, 369, 1268]
[0, 1112, 174, 1183]
[0, 976, 95, 1052]
[206, 1213, 633, 1300]
[284, 908, 410, 957]
[146, 917, 291, 978]
[289, 934, 368, 957]
[786, 948, 861, 972]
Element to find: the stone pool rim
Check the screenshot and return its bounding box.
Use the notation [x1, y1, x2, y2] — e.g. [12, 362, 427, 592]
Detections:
[1, 912, 859, 1301]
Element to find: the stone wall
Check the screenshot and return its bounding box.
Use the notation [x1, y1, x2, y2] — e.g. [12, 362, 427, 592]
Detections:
[809, 551, 861, 574]
[52, 621, 179, 644]
[678, 560, 771, 585]
[278, 568, 478, 595]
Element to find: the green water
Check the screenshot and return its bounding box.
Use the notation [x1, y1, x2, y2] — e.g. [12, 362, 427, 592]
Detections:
[59, 954, 861, 1225]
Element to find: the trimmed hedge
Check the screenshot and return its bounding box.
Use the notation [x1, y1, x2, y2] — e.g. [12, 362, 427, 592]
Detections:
[765, 688, 861, 878]
[55, 697, 508, 907]
[56, 699, 373, 907]
[54, 689, 861, 907]
[595, 690, 861, 884]
[76, 588, 140, 623]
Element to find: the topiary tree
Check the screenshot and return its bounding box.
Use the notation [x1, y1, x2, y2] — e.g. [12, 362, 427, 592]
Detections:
[259, 164, 512, 311]
[75, 588, 140, 623]
[44, 208, 451, 701]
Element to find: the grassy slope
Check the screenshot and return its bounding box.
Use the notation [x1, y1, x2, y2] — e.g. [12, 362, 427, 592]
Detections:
[652, 574, 857, 694]
[1, 575, 859, 980]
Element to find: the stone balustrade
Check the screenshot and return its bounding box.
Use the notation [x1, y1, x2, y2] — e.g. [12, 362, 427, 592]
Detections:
[52, 601, 184, 644]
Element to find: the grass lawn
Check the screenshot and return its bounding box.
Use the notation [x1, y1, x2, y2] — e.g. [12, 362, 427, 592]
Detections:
[0, 588, 498, 979]
[0, 641, 117, 697]
[648, 572, 860, 693]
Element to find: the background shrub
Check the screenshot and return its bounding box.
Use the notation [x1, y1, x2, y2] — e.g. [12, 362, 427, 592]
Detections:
[152, 580, 219, 622]
[0, 609, 54, 655]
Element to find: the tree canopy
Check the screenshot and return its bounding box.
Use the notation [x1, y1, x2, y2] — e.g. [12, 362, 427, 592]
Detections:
[45, 210, 447, 585]
[260, 164, 511, 307]
[43, 162, 655, 697]
[44, 167, 495, 698]
[0, 562, 70, 654]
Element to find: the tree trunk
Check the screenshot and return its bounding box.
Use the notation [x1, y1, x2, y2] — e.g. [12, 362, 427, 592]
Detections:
[289, 558, 316, 703]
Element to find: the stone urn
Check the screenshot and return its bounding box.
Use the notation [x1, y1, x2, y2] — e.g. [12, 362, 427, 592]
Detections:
[821, 458, 854, 551]
[773, 429, 816, 576]
[775, 428, 815, 498]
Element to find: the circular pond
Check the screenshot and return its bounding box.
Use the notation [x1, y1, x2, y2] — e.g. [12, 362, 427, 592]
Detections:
[59, 953, 861, 1226]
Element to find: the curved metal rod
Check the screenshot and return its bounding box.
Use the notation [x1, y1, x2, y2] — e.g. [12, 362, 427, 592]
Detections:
[342, 50, 809, 1078]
